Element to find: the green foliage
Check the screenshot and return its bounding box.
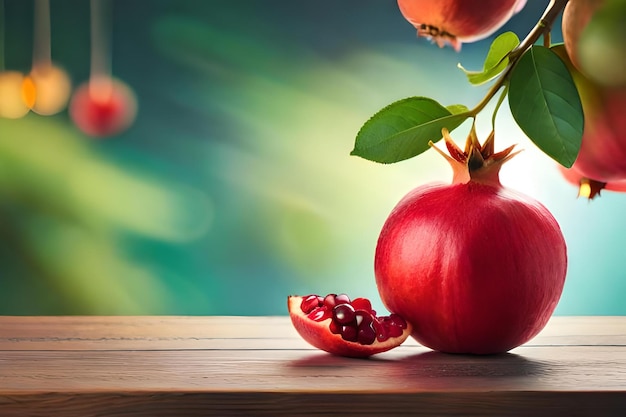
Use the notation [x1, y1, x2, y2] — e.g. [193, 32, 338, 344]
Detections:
[351, 97, 469, 164]
[352, 1, 585, 167]
[446, 104, 470, 115]
[508, 46, 583, 167]
[458, 32, 520, 85]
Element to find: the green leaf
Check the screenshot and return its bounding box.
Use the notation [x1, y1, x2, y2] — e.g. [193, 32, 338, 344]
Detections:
[351, 97, 470, 164]
[458, 32, 520, 85]
[446, 104, 470, 115]
[508, 45, 583, 167]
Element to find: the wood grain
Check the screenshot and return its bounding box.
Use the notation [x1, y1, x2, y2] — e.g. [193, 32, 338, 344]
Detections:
[0, 316, 625, 416]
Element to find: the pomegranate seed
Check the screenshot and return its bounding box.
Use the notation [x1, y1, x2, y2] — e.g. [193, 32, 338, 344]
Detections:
[387, 324, 404, 338]
[297, 294, 410, 350]
[323, 294, 337, 309]
[354, 310, 373, 327]
[307, 308, 328, 322]
[329, 320, 341, 335]
[351, 297, 372, 312]
[332, 304, 356, 325]
[334, 293, 351, 305]
[358, 324, 377, 345]
[300, 295, 323, 314]
[373, 318, 389, 342]
[341, 325, 358, 342]
[389, 313, 408, 329]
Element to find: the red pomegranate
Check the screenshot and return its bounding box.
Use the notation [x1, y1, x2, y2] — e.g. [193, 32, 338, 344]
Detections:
[562, 0, 603, 69]
[374, 128, 567, 354]
[553, 45, 626, 183]
[558, 164, 626, 199]
[562, 0, 626, 87]
[397, 0, 527, 51]
[573, 89, 626, 182]
[288, 293, 411, 357]
[69, 77, 137, 138]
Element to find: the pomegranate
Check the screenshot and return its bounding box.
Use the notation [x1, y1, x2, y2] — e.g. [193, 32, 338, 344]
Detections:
[374, 128, 567, 354]
[397, 0, 527, 51]
[558, 164, 626, 199]
[69, 77, 137, 138]
[288, 293, 412, 357]
[562, 0, 626, 87]
[562, 0, 603, 71]
[552, 45, 626, 183]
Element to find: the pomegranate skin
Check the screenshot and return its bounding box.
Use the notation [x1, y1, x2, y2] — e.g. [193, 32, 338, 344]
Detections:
[573, 89, 626, 182]
[375, 181, 567, 354]
[562, 0, 604, 75]
[558, 163, 626, 199]
[563, 0, 626, 88]
[553, 45, 626, 182]
[397, 0, 527, 50]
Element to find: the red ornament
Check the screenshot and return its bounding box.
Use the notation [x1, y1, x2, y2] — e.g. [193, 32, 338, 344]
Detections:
[69, 77, 137, 137]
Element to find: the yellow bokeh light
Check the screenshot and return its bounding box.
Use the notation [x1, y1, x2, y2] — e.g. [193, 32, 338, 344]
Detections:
[0, 71, 31, 119]
[21, 76, 37, 109]
[28, 64, 72, 115]
[578, 182, 592, 199]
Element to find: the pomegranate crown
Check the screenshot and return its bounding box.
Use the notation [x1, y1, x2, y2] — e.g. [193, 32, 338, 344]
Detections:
[430, 127, 519, 185]
[417, 24, 461, 52]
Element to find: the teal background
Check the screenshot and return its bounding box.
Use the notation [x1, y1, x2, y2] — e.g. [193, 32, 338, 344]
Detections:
[0, 0, 624, 316]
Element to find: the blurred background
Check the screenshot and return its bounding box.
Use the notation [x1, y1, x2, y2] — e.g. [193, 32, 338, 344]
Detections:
[0, 0, 624, 316]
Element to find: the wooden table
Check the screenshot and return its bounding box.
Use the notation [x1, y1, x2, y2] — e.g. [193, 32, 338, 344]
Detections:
[0, 316, 624, 416]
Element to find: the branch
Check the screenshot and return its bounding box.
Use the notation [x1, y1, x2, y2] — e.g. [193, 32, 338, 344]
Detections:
[470, 0, 570, 117]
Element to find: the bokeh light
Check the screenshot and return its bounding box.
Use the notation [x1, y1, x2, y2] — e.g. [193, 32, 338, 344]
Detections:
[0, 71, 30, 119]
[27, 63, 72, 115]
[69, 77, 137, 137]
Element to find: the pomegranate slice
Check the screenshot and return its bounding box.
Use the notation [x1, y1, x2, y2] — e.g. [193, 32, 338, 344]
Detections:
[288, 293, 412, 358]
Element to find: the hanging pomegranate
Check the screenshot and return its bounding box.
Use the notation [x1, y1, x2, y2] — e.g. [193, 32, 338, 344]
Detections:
[558, 164, 626, 200]
[374, 128, 567, 354]
[552, 45, 626, 183]
[562, 0, 626, 88]
[396, 0, 527, 51]
[288, 293, 411, 357]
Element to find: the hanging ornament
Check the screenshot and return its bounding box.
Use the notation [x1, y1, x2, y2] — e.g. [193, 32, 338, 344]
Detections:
[0, 0, 30, 119]
[25, 0, 71, 115]
[0, 72, 31, 119]
[69, 0, 137, 137]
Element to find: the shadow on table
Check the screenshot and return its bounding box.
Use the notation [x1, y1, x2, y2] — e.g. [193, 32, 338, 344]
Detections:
[393, 350, 552, 379]
[286, 349, 553, 384]
[287, 352, 383, 368]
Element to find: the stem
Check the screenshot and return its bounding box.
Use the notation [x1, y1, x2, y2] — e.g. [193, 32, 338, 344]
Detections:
[89, 0, 113, 99]
[90, 0, 111, 81]
[469, 0, 570, 117]
[491, 83, 509, 130]
[32, 0, 51, 68]
[543, 31, 552, 48]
